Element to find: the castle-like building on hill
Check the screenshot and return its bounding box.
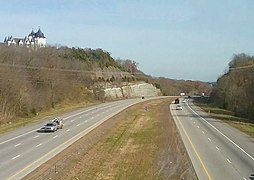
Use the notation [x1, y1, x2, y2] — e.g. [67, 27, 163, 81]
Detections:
[3, 28, 46, 48]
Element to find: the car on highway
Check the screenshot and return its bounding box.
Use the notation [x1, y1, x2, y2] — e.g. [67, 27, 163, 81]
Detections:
[176, 105, 183, 110]
[52, 117, 64, 129]
[38, 122, 58, 132]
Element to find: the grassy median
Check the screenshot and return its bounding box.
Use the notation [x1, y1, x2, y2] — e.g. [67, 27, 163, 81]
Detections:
[27, 98, 196, 180]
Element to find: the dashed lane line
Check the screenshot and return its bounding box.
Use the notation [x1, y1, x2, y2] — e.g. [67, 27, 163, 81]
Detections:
[12, 155, 21, 160]
[36, 144, 42, 148]
[187, 103, 254, 161]
[227, 158, 232, 164]
[0, 131, 35, 145]
[14, 143, 21, 147]
[173, 110, 212, 180]
[216, 146, 220, 150]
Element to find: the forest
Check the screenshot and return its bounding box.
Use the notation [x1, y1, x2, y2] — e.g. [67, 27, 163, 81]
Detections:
[0, 45, 211, 123]
[210, 53, 254, 120]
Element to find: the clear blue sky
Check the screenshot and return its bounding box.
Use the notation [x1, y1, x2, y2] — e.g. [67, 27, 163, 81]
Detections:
[1, 0, 254, 82]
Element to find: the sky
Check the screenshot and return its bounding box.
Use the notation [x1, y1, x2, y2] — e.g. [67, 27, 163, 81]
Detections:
[1, 0, 254, 82]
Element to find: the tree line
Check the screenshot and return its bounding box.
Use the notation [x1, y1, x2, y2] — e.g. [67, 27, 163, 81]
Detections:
[210, 53, 254, 120]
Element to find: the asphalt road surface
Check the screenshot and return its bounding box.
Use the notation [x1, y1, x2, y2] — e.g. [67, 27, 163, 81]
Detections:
[0, 98, 153, 180]
[171, 98, 254, 180]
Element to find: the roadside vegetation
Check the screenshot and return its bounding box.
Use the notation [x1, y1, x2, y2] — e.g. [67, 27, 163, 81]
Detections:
[196, 102, 254, 137]
[210, 53, 254, 120]
[200, 53, 254, 137]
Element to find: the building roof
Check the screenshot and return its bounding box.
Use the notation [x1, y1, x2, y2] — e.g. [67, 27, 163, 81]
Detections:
[29, 30, 36, 36]
[35, 28, 45, 38]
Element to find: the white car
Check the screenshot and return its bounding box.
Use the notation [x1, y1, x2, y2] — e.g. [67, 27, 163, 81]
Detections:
[39, 122, 58, 132]
[176, 105, 183, 110]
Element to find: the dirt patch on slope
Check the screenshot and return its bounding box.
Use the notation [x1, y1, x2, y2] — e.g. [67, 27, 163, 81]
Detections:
[25, 98, 197, 180]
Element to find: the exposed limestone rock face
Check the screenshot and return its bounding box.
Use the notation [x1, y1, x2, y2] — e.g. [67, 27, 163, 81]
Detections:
[104, 82, 161, 99]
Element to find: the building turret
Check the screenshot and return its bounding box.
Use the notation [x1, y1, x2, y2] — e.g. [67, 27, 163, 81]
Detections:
[34, 28, 46, 47]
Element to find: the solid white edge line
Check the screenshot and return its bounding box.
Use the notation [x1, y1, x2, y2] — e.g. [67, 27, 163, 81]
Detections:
[187, 103, 254, 161]
[0, 131, 35, 145]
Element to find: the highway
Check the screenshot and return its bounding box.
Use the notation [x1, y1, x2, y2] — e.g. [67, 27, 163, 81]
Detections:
[0, 98, 149, 180]
[171, 98, 254, 180]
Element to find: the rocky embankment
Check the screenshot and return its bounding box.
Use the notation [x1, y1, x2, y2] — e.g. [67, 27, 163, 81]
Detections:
[104, 82, 161, 99]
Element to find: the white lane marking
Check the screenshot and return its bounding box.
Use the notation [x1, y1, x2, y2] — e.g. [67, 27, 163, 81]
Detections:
[188, 103, 254, 161]
[216, 146, 220, 150]
[197, 126, 200, 128]
[92, 116, 94, 119]
[202, 131, 205, 134]
[190, 118, 193, 120]
[208, 138, 211, 141]
[53, 135, 58, 139]
[66, 129, 70, 132]
[0, 130, 35, 145]
[243, 177, 247, 180]
[76, 124, 80, 127]
[34, 135, 39, 138]
[194, 121, 196, 124]
[14, 143, 21, 147]
[226, 158, 232, 164]
[71, 120, 75, 122]
[0, 101, 126, 145]
[36, 143, 42, 147]
[12, 155, 21, 160]
[79, 116, 82, 119]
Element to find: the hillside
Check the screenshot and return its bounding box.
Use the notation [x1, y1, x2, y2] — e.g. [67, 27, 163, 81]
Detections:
[0, 45, 212, 124]
[210, 53, 254, 120]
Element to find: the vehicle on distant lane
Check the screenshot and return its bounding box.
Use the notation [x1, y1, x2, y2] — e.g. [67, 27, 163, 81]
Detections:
[176, 105, 183, 110]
